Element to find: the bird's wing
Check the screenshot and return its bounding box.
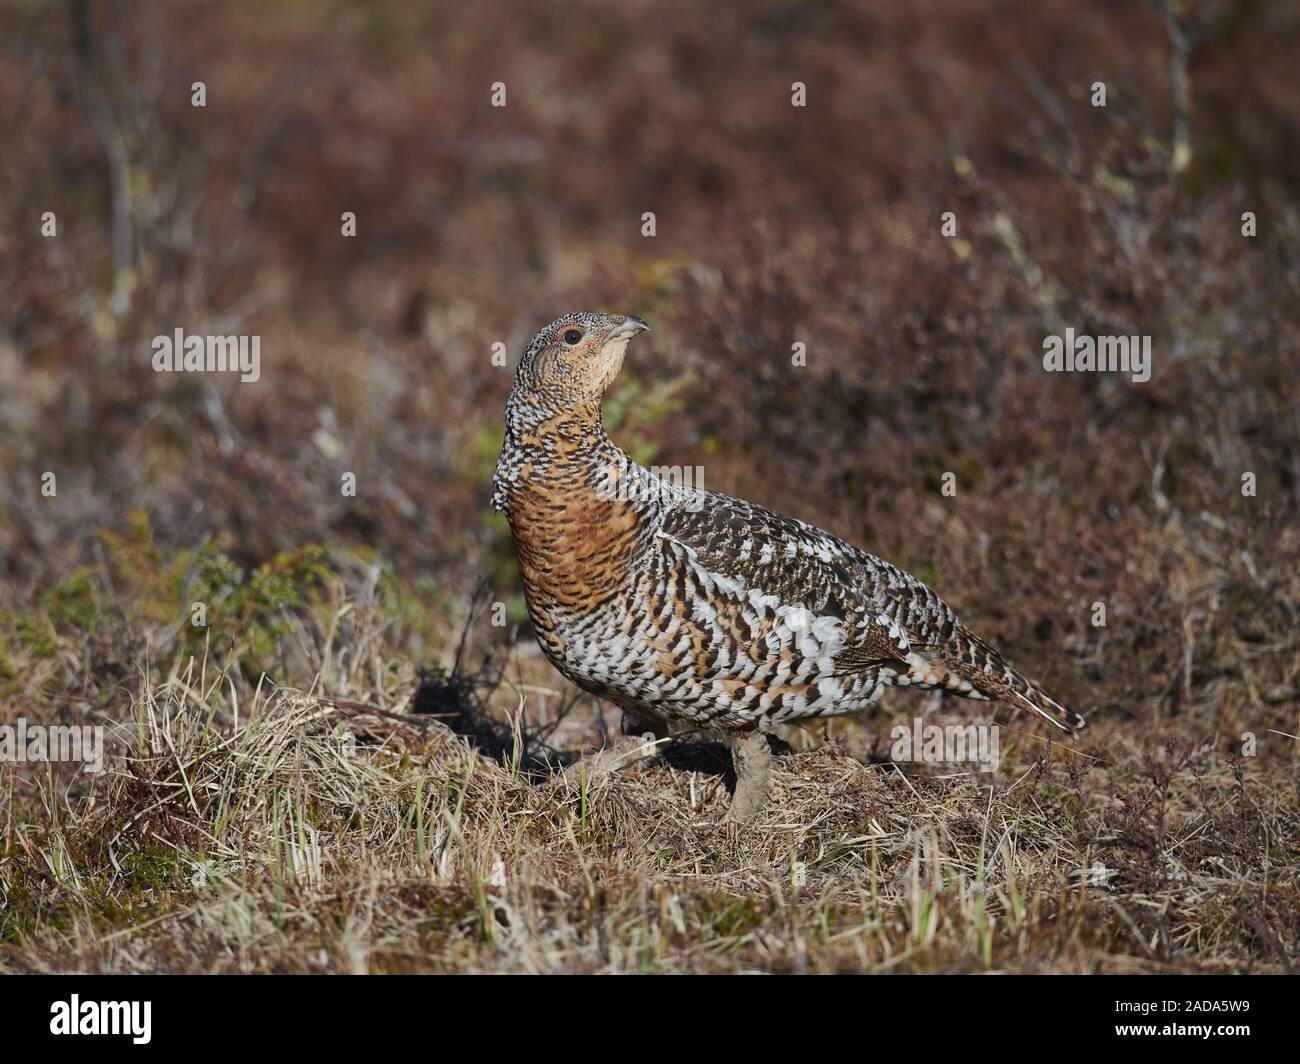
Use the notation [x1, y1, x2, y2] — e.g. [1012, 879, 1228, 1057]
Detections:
[658, 492, 1083, 733]
[656, 492, 914, 679]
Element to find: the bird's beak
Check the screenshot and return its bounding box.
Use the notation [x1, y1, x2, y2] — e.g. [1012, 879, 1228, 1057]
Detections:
[606, 315, 651, 342]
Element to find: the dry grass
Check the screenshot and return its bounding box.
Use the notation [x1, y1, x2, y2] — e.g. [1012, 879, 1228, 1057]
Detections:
[2, 577, 1297, 974]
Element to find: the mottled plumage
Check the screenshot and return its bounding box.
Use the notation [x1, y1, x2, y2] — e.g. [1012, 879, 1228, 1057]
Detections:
[495, 312, 1082, 812]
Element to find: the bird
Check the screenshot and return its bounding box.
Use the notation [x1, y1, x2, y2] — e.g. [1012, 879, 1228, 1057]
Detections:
[493, 311, 1085, 820]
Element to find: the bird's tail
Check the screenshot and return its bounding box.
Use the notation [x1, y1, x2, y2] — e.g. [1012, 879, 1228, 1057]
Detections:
[937, 628, 1085, 734]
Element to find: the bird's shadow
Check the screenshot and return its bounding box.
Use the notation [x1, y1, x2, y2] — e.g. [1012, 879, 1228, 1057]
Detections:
[408, 664, 564, 776]
[408, 663, 800, 790]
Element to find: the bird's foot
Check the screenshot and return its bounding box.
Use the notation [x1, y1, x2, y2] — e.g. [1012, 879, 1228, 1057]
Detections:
[724, 731, 772, 823]
[558, 734, 660, 788]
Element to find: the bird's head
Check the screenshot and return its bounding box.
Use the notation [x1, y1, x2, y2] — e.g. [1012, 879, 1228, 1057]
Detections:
[510, 311, 651, 416]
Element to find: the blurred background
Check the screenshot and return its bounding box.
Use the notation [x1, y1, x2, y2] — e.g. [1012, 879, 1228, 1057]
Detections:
[0, 0, 1297, 723]
[3, 0, 1300, 977]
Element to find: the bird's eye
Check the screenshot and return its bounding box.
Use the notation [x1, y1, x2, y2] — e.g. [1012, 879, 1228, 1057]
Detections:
[562, 328, 583, 345]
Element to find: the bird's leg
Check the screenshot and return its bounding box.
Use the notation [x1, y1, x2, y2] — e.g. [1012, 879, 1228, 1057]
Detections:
[724, 730, 772, 823]
[558, 733, 659, 788]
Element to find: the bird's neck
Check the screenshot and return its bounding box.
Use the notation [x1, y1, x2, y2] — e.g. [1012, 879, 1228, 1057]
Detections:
[495, 392, 658, 622]
[506, 389, 609, 450]
[494, 391, 647, 514]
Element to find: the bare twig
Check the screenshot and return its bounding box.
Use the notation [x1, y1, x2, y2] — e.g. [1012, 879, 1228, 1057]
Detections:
[69, 0, 134, 320]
